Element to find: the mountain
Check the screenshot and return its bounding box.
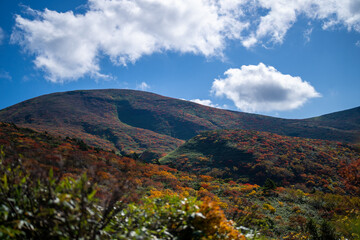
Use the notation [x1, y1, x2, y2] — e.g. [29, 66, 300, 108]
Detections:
[0, 90, 185, 155]
[0, 89, 359, 155]
[160, 129, 360, 195]
[1, 121, 359, 239]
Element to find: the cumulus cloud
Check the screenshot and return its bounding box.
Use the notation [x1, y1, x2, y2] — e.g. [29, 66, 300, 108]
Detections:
[12, 0, 231, 82]
[242, 0, 360, 47]
[136, 81, 150, 91]
[211, 63, 321, 112]
[11, 0, 360, 81]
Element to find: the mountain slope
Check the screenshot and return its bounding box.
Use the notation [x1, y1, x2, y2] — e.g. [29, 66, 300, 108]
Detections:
[0, 90, 185, 154]
[0, 89, 359, 154]
[160, 129, 360, 195]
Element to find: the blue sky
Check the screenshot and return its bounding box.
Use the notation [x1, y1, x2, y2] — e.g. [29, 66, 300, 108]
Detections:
[0, 0, 359, 119]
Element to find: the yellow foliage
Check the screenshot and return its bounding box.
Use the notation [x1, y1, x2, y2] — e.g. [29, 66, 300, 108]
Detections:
[180, 175, 193, 181]
[263, 203, 276, 214]
[247, 190, 257, 196]
[240, 184, 260, 193]
[155, 170, 177, 180]
[149, 189, 175, 198]
[181, 191, 190, 197]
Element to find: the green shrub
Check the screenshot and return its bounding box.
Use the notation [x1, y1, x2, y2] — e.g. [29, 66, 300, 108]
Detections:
[0, 149, 244, 239]
[0, 159, 115, 239]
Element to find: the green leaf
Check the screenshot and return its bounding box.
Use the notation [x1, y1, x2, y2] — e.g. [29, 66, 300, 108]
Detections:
[87, 189, 97, 201]
[49, 168, 53, 180]
[1, 174, 8, 190]
[20, 176, 26, 184]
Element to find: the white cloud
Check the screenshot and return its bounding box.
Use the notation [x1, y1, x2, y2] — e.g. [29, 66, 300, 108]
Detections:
[242, 0, 360, 48]
[11, 0, 360, 81]
[356, 40, 360, 47]
[211, 63, 321, 112]
[190, 98, 228, 109]
[0, 27, 4, 45]
[190, 99, 218, 108]
[12, 0, 232, 82]
[137, 81, 150, 91]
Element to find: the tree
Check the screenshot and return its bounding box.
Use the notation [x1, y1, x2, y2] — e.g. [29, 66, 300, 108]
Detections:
[263, 178, 277, 191]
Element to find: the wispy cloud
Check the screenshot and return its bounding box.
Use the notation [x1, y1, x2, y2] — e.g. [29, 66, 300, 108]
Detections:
[212, 63, 321, 112]
[304, 27, 313, 44]
[136, 82, 150, 91]
[12, 0, 360, 82]
[0, 27, 4, 45]
[0, 70, 12, 81]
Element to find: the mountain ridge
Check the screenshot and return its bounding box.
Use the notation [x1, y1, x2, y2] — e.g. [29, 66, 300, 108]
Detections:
[0, 89, 359, 155]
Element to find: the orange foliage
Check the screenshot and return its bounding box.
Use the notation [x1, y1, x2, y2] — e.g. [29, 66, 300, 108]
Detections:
[196, 197, 246, 240]
[199, 175, 214, 182]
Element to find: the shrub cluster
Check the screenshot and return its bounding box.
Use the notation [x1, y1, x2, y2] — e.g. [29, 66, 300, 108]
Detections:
[0, 149, 244, 239]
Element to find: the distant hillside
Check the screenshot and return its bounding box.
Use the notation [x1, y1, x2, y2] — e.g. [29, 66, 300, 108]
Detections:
[0, 89, 358, 155]
[306, 106, 360, 132]
[160, 129, 360, 195]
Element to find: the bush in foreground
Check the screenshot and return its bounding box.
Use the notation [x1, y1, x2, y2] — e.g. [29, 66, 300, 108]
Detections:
[0, 150, 244, 239]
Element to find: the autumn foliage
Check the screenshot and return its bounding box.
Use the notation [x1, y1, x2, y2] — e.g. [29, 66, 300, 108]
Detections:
[1, 122, 360, 239]
[161, 129, 360, 195]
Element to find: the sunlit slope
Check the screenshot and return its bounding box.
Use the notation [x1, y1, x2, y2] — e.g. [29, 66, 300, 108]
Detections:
[160, 129, 360, 195]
